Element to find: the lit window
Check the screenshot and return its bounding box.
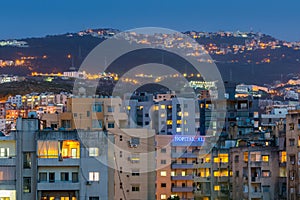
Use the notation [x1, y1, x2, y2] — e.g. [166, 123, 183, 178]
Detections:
[160, 113, 166, 118]
[161, 194, 167, 199]
[89, 148, 99, 157]
[154, 105, 159, 111]
[167, 120, 172, 125]
[0, 148, 9, 158]
[181, 171, 186, 176]
[160, 105, 166, 109]
[184, 112, 189, 117]
[262, 170, 271, 177]
[89, 172, 99, 181]
[214, 185, 220, 191]
[262, 155, 269, 162]
[176, 120, 182, 124]
[280, 151, 287, 163]
[243, 152, 248, 162]
[250, 152, 261, 162]
[160, 171, 167, 176]
[171, 171, 175, 176]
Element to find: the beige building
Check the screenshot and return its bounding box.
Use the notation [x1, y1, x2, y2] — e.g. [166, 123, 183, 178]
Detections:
[286, 110, 300, 200]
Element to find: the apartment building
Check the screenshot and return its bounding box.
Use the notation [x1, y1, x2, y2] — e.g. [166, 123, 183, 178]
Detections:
[0, 117, 113, 200]
[286, 110, 300, 200]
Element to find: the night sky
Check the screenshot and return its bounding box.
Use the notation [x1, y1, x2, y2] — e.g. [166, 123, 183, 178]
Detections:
[1, 0, 299, 41]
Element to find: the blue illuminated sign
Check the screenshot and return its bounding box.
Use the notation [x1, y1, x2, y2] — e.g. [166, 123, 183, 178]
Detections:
[173, 135, 205, 142]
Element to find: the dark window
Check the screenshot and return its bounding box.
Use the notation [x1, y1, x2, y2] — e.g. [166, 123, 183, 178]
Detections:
[92, 103, 102, 112]
[120, 135, 123, 141]
[87, 111, 90, 117]
[161, 183, 167, 187]
[107, 106, 114, 112]
[72, 172, 78, 182]
[161, 160, 167, 164]
[89, 197, 100, 200]
[235, 171, 239, 177]
[132, 185, 140, 192]
[108, 122, 114, 128]
[23, 177, 31, 193]
[161, 148, 167, 153]
[39, 173, 47, 182]
[234, 155, 239, 163]
[131, 137, 140, 145]
[49, 172, 55, 182]
[23, 152, 31, 169]
[132, 169, 140, 176]
[61, 172, 69, 181]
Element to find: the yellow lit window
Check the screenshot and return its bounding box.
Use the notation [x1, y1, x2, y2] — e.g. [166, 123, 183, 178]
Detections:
[214, 185, 220, 191]
[154, 106, 159, 111]
[161, 194, 167, 200]
[181, 171, 186, 176]
[177, 112, 182, 116]
[176, 120, 182, 124]
[171, 171, 175, 176]
[160, 105, 166, 109]
[160, 113, 166, 118]
[214, 171, 220, 177]
[262, 155, 269, 162]
[160, 171, 167, 176]
[167, 105, 172, 109]
[167, 120, 172, 125]
[127, 106, 131, 110]
[184, 112, 189, 117]
[280, 151, 287, 163]
[219, 154, 228, 163]
[244, 152, 248, 162]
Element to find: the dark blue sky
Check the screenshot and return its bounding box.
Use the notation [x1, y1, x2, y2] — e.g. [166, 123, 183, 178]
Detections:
[1, 0, 299, 41]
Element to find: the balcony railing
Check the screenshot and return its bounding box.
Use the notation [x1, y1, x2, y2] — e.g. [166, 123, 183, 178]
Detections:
[0, 157, 16, 166]
[171, 152, 197, 158]
[37, 158, 80, 166]
[171, 163, 194, 169]
[37, 180, 80, 190]
[171, 175, 193, 181]
[171, 186, 194, 192]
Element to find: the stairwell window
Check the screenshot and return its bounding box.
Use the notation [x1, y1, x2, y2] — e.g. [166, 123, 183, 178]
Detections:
[89, 148, 99, 157]
[89, 172, 99, 181]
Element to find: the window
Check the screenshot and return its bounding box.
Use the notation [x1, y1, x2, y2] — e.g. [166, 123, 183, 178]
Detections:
[250, 152, 261, 162]
[62, 120, 71, 128]
[160, 171, 167, 176]
[161, 148, 166, 153]
[0, 148, 9, 158]
[119, 135, 123, 141]
[161, 183, 167, 187]
[89, 148, 99, 157]
[107, 106, 114, 112]
[108, 122, 114, 128]
[262, 155, 269, 162]
[61, 172, 69, 181]
[89, 172, 99, 181]
[130, 153, 140, 163]
[89, 197, 99, 200]
[49, 172, 55, 182]
[72, 172, 78, 182]
[131, 137, 140, 145]
[92, 103, 102, 112]
[132, 169, 140, 176]
[92, 120, 102, 129]
[280, 151, 287, 163]
[234, 155, 239, 162]
[290, 155, 296, 164]
[132, 185, 140, 192]
[290, 139, 295, 146]
[289, 123, 294, 130]
[214, 185, 220, 191]
[119, 151, 122, 158]
[262, 186, 270, 192]
[161, 160, 167, 164]
[181, 171, 186, 176]
[160, 194, 167, 200]
[262, 170, 271, 177]
[39, 172, 47, 182]
[23, 152, 31, 168]
[23, 177, 31, 193]
[171, 171, 175, 176]
[87, 111, 90, 117]
[235, 171, 239, 177]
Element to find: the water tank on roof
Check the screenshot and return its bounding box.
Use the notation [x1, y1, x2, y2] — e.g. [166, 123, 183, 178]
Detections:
[28, 111, 37, 118]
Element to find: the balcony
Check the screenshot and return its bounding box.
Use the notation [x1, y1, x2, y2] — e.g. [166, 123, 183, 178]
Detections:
[250, 192, 262, 198]
[38, 158, 80, 166]
[171, 186, 194, 192]
[194, 162, 211, 168]
[194, 190, 211, 197]
[0, 180, 16, 190]
[215, 176, 229, 182]
[251, 177, 261, 182]
[37, 181, 80, 191]
[171, 152, 197, 158]
[0, 157, 16, 166]
[171, 163, 194, 169]
[194, 176, 211, 182]
[171, 175, 193, 181]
